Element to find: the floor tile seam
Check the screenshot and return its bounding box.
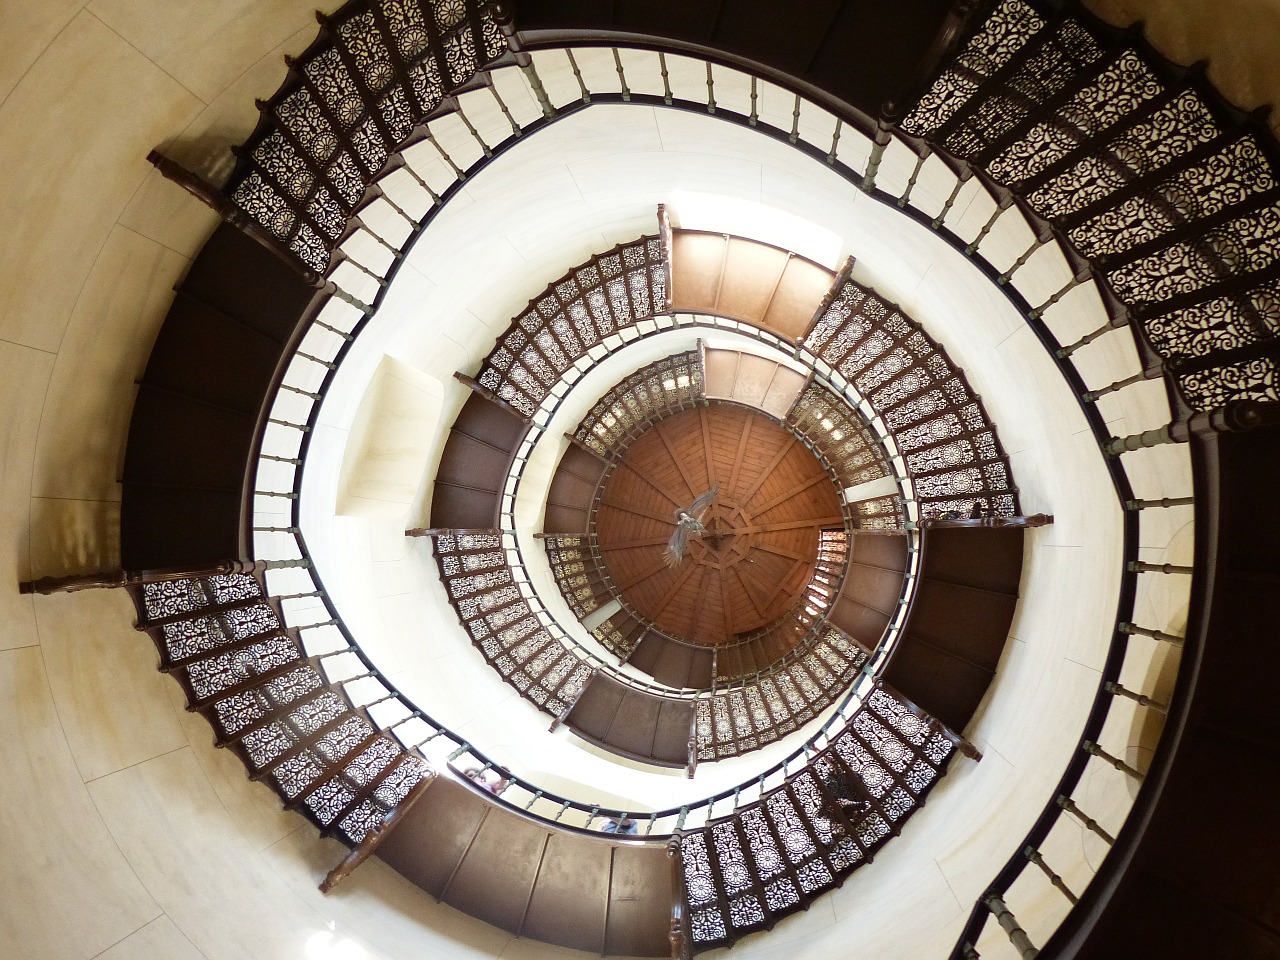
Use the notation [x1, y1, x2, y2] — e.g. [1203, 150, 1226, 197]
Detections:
[0, 334, 57, 356]
[82, 742, 190, 786]
[932, 856, 966, 914]
[39, 645, 167, 921]
[0, 5, 90, 118]
[83, 8, 209, 107]
[115, 219, 202, 264]
[30, 494, 121, 503]
[85, 912, 183, 960]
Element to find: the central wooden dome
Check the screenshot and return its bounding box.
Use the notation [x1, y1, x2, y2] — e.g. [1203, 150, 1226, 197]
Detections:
[596, 403, 843, 647]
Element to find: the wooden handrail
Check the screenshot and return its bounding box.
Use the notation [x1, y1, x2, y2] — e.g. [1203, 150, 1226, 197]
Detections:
[320, 772, 436, 892]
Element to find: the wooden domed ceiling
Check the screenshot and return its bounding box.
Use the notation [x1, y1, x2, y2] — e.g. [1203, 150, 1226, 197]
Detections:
[596, 403, 843, 646]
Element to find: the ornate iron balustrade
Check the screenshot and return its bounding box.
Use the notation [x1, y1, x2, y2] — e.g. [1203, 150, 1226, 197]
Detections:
[432, 530, 594, 714]
[693, 627, 870, 762]
[476, 235, 671, 418]
[891, 0, 1280, 951]
[804, 275, 1020, 519]
[227, 0, 505, 275]
[126, 565, 429, 845]
[787, 382, 903, 526]
[573, 351, 705, 459]
[679, 684, 963, 951]
[904, 0, 1280, 417]
[209, 36, 1198, 952]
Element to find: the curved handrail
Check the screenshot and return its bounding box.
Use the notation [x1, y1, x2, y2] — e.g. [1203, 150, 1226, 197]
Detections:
[240, 47, 1150, 842]
[193, 34, 1202, 945]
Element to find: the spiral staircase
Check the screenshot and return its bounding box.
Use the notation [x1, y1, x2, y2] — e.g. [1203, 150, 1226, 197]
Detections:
[20, 1, 1280, 958]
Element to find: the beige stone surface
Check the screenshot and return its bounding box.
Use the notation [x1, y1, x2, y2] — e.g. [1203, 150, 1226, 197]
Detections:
[32, 574, 186, 784]
[27, 496, 122, 579]
[87, 748, 376, 960]
[0, 342, 52, 651]
[0, 13, 201, 354]
[166, 681, 306, 854]
[96, 916, 207, 960]
[0, 0, 85, 108]
[261, 827, 518, 960]
[0, 647, 161, 960]
[86, 0, 342, 106]
[31, 226, 187, 503]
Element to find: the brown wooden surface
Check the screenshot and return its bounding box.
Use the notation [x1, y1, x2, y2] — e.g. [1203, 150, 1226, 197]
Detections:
[628, 631, 715, 688]
[702, 346, 808, 420]
[544, 443, 608, 535]
[597, 404, 841, 647]
[565, 672, 693, 766]
[430, 392, 529, 529]
[670, 231, 835, 342]
[827, 532, 909, 650]
[378, 776, 673, 956]
[882, 526, 1023, 733]
[121, 223, 317, 569]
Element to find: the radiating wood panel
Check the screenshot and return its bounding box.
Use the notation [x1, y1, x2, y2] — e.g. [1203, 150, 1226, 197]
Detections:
[596, 404, 842, 646]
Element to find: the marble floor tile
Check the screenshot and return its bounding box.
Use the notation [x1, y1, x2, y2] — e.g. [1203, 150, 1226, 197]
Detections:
[0, 647, 161, 960]
[87, 748, 385, 960]
[86, 0, 344, 106]
[95, 915, 207, 960]
[0, 12, 201, 353]
[0, 341, 53, 651]
[31, 552, 187, 783]
[0, 0, 85, 108]
[164, 680, 311, 853]
[32, 226, 187, 502]
[261, 827, 516, 960]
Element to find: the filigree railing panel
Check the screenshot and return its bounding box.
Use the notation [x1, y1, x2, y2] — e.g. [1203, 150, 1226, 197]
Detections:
[476, 235, 669, 417]
[226, 0, 505, 274]
[433, 530, 592, 715]
[786, 383, 901, 526]
[128, 570, 428, 845]
[694, 628, 869, 762]
[543, 535, 610, 619]
[804, 277, 1018, 518]
[902, 0, 1049, 144]
[905, 0, 1280, 411]
[573, 351, 704, 458]
[680, 683, 960, 950]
